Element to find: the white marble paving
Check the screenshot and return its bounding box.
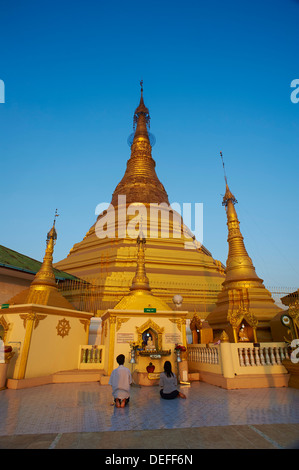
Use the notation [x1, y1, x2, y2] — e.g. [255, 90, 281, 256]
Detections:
[0, 382, 299, 436]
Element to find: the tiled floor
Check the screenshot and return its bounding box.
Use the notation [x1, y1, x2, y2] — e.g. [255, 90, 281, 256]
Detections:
[0, 381, 299, 449]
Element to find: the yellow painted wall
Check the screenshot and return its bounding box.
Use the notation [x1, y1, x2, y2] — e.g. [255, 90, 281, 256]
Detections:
[26, 315, 89, 378]
[2, 307, 92, 379]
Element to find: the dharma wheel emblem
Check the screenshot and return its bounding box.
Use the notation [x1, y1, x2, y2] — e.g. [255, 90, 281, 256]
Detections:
[56, 318, 71, 338]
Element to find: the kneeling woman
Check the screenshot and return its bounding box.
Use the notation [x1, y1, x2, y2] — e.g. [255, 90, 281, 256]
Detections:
[159, 361, 186, 400]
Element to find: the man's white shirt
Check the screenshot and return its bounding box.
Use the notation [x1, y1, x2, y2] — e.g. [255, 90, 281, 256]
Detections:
[109, 365, 132, 399]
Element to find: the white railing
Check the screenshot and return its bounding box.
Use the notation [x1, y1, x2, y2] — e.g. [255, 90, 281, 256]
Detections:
[188, 345, 219, 364]
[78, 345, 105, 369]
[237, 344, 289, 367]
[187, 342, 289, 378]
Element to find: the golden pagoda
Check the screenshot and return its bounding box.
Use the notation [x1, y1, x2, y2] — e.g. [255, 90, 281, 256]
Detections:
[206, 159, 282, 342]
[54, 83, 225, 316]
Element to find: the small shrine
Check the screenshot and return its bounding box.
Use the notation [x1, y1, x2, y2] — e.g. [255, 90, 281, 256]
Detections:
[100, 234, 189, 385]
[190, 313, 213, 344]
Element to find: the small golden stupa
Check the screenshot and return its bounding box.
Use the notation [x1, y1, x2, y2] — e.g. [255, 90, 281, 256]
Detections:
[206, 155, 282, 342]
[113, 231, 171, 312]
[8, 211, 74, 310]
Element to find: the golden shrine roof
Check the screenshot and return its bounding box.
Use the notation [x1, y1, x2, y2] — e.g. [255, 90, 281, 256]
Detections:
[113, 289, 171, 311]
[7, 286, 76, 310]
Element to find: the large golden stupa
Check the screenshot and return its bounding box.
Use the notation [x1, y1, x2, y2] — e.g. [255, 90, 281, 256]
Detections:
[54, 83, 225, 316]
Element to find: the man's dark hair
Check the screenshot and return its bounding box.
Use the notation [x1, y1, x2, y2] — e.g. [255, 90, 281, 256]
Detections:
[116, 354, 125, 365]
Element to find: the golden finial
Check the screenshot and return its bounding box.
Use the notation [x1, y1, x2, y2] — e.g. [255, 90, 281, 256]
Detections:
[220, 151, 228, 186]
[47, 209, 59, 244]
[133, 79, 150, 130]
[220, 330, 230, 342]
[54, 208, 59, 224]
[220, 152, 237, 206]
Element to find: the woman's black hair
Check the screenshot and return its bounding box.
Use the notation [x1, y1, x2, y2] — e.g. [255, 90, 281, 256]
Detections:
[164, 360, 173, 377]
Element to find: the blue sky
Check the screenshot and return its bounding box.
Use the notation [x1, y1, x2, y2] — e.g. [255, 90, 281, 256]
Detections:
[0, 0, 298, 292]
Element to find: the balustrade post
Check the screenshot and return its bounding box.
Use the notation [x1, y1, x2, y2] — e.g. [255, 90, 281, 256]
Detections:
[87, 348, 92, 363]
[238, 348, 245, 366]
[207, 348, 211, 363]
[244, 348, 250, 366]
[264, 347, 270, 365]
[249, 348, 255, 366]
[279, 347, 285, 362]
[254, 347, 261, 366]
[260, 348, 265, 365]
[85, 348, 89, 363]
[270, 347, 276, 365]
[275, 347, 281, 365]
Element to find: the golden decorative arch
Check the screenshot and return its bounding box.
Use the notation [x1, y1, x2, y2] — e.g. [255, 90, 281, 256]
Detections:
[227, 289, 258, 342]
[169, 318, 182, 332]
[190, 313, 202, 331]
[136, 319, 164, 350]
[80, 319, 90, 332]
[116, 318, 130, 332]
[20, 313, 47, 330]
[289, 301, 299, 333]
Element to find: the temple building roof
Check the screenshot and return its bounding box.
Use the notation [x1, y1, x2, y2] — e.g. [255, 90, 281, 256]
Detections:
[0, 244, 77, 281]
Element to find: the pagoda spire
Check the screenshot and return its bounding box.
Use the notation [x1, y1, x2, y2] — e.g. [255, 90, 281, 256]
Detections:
[220, 153, 261, 285]
[130, 224, 151, 292]
[111, 82, 169, 206]
[7, 210, 77, 309]
[131, 79, 151, 149]
[30, 210, 59, 289]
[206, 154, 282, 343]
